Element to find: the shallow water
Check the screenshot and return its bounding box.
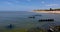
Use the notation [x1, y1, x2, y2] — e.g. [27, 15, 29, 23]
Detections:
[0, 11, 60, 30]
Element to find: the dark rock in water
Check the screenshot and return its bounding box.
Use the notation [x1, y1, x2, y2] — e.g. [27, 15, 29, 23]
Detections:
[38, 19, 54, 22]
[34, 15, 42, 16]
[6, 24, 14, 29]
[28, 16, 35, 18]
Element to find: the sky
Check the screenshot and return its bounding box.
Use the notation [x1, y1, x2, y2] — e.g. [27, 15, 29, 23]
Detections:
[0, 0, 60, 11]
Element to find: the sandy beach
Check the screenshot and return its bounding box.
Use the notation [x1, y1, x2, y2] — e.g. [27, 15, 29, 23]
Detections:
[33, 11, 60, 13]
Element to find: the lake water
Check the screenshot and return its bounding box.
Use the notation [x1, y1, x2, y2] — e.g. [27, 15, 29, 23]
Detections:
[0, 11, 60, 29]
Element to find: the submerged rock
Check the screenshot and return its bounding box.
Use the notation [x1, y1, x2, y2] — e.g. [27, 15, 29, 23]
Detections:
[38, 19, 54, 22]
[28, 16, 35, 18]
[34, 15, 42, 16]
[6, 24, 14, 29]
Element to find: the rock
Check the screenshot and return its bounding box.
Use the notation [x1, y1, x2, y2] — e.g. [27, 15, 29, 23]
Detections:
[34, 15, 42, 16]
[54, 26, 60, 31]
[38, 19, 54, 22]
[28, 16, 35, 18]
[6, 24, 14, 29]
[47, 29, 53, 32]
[47, 25, 60, 32]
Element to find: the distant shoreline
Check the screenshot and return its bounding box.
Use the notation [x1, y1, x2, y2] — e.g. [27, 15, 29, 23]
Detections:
[33, 11, 60, 13]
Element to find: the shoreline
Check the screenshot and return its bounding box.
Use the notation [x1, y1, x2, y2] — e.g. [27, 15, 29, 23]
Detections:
[33, 11, 60, 13]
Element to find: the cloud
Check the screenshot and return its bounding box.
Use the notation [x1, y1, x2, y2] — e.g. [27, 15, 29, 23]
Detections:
[41, 1, 45, 4]
[2, 0, 19, 5]
[7, 2, 12, 5]
[46, 4, 59, 6]
[15, 1, 20, 4]
[27, 0, 31, 2]
[3, 1, 13, 5]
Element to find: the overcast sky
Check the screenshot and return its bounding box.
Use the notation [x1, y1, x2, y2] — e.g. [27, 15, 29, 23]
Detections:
[0, 0, 60, 11]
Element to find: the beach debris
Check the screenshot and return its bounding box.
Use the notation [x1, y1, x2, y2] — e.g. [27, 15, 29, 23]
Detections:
[38, 19, 54, 22]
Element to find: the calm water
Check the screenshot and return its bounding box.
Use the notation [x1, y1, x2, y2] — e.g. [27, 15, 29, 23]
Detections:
[0, 11, 60, 29]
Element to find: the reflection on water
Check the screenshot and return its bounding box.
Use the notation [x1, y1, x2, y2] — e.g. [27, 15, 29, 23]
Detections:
[0, 11, 60, 32]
